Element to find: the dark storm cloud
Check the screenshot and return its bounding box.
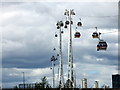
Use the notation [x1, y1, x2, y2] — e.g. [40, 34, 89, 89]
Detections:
[2, 37, 55, 68]
[2, 74, 22, 83]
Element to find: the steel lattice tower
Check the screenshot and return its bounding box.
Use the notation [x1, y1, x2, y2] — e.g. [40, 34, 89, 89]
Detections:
[56, 21, 64, 89]
[64, 9, 75, 88]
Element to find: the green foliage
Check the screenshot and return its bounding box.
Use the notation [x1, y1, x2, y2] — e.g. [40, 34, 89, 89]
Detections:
[35, 76, 51, 89]
[64, 79, 73, 88]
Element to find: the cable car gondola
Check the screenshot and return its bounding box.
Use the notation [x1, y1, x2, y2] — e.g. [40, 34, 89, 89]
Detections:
[60, 22, 64, 27]
[65, 20, 69, 25]
[71, 21, 73, 24]
[97, 40, 108, 51]
[55, 34, 58, 37]
[57, 26, 60, 29]
[77, 22, 82, 27]
[53, 48, 56, 51]
[61, 31, 64, 33]
[92, 32, 99, 38]
[74, 32, 81, 38]
[64, 25, 67, 28]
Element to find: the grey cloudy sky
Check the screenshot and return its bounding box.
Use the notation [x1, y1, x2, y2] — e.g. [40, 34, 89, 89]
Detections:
[1, 0, 119, 88]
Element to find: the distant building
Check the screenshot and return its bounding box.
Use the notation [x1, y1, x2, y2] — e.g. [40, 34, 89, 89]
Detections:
[81, 78, 87, 88]
[19, 83, 35, 89]
[93, 81, 99, 88]
[112, 74, 120, 88]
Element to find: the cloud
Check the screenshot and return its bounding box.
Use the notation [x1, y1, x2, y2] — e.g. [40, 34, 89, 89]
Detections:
[2, 62, 118, 88]
[1, 0, 119, 2]
[2, 67, 52, 88]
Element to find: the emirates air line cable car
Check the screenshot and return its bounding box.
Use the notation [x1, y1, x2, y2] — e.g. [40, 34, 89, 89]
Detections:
[55, 34, 57, 37]
[97, 40, 108, 51]
[74, 27, 81, 38]
[92, 27, 99, 38]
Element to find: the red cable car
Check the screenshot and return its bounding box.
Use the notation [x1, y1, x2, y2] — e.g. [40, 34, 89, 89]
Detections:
[61, 31, 64, 33]
[92, 32, 99, 38]
[97, 40, 108, 51]
[74, 32, 81, 38]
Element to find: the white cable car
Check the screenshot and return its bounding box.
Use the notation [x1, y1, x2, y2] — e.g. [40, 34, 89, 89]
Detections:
[74, 32, 81, 38]
[97, 40, 108, 51]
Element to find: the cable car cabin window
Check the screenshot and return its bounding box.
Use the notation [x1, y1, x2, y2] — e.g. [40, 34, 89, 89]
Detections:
[99, 42, 107, 46]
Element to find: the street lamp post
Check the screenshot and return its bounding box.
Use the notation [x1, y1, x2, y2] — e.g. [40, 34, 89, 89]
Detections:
[22, 72, 25, 90]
